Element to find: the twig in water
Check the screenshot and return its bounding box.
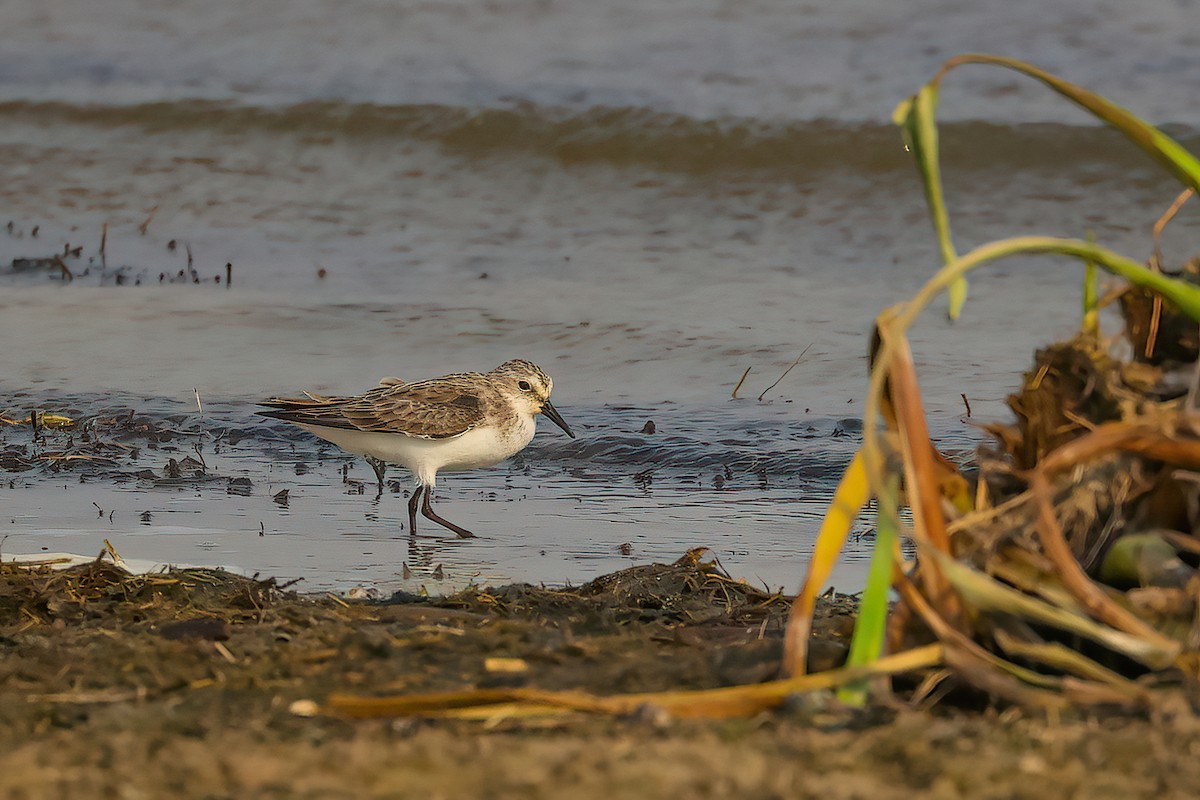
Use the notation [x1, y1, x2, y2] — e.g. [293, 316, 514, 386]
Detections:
[138, 206, 158, 236]
[960, 393, 972, 417]
[225, 262, 232, 288]
[194, 387, 209, 449]
[53, 255, 73, 282]
[731, 367, 752, 400]
[757, 343, 814, 402]
[100, 223, 107, 268]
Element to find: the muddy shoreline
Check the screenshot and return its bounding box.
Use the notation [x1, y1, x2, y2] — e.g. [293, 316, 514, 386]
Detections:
[2, 554, 1199, 799]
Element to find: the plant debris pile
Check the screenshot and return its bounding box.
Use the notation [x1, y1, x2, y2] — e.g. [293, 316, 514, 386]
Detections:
[893, 263, 1200, 708]
[445, 548, 799, 630]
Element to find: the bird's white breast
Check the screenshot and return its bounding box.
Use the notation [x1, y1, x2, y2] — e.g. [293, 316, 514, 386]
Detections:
[299, 414, 537, 486]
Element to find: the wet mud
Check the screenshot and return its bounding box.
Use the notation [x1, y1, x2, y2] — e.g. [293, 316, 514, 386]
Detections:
[4, 554, 1200, 799]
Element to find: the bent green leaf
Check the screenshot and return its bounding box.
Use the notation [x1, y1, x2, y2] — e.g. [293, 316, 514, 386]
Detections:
[893, 85, 966, 320]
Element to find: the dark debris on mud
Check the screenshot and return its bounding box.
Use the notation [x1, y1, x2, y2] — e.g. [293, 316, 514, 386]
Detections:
[0, 405, 272, 496]
[7, 552, 1200, 800]
[0, 552, 853, 735]
[440, 548, 796, 628]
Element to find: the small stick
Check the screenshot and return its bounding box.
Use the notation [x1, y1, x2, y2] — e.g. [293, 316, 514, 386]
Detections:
[52, 255, 73, 281]
[757, 343, 814, 402]
[194, 387, 208, 449]
[225, 262, 232, 288]
[138, 205, 158, 236]
[960, 393, 972, 417]
[1146, 188, 1195, 359]
[100, 223, 107, 268]
[1151, 187, 1194, 271]
[731, 367, 752, 399]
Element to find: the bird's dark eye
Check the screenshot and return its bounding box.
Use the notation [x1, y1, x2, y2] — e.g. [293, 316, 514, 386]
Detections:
[518, 380, 532, 391]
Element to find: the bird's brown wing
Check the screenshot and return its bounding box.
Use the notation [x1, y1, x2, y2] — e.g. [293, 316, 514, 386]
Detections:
[259, 378, 485, 440]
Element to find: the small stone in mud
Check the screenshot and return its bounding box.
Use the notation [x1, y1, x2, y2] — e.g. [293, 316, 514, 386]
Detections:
[164, 458, 182, 478]
[179, 455, 205, 474]
[640, 420, 656, 434]
[289, 699, 319, 717]
[159, 618, 230, 642]
[432, 564, 445, 580]
[227, 477, 253, 496]
[272, 489, 290, 506]
[626, 702, 672, 729]
[618, 542, 634, 556]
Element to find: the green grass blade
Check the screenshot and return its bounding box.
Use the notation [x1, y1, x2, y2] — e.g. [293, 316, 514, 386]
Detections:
[918, 236, 1200, 324]
[936, 54, 1200, 191]
[1082, 231, 1099, 337]
[893, 86, 967, 320]
[837, 475, 901, 706]
[896, 53, 1200, 321]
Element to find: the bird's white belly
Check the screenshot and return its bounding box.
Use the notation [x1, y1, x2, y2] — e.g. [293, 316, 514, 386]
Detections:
[299, 416, 537, 486]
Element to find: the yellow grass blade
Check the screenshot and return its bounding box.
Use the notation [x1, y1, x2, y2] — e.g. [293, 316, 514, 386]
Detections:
[927, 548, 1180, 669]
[992, 629, 1150, 702]
[324, 644, 944, 721]
[781, 448, 871, 677]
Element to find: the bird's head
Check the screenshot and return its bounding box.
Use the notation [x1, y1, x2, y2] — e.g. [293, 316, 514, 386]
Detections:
[491, 359, 574, 438]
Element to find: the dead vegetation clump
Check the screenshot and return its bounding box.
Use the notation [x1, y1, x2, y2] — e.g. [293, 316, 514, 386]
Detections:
[0, 557, 283, 630]
[443, 548, 794, 630]
[882, 257, 1200, 708]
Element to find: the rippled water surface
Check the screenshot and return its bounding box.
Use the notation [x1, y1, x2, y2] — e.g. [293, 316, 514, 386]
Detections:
[3, 0, 1200, 593]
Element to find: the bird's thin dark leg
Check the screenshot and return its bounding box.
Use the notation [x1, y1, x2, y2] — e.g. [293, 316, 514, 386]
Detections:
[407, 485, 424, 535]
[366, 456, 387, 493]
[421, 489, 476, 538]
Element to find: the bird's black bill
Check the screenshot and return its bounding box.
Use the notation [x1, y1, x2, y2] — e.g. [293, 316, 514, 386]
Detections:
[542, 400, 575, 438]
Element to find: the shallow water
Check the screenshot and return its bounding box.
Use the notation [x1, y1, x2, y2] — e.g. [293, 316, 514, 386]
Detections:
[3, 0, 1200, 593]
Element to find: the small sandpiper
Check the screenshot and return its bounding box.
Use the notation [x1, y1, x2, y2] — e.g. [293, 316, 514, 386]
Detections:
[258, 359, 575, 538]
